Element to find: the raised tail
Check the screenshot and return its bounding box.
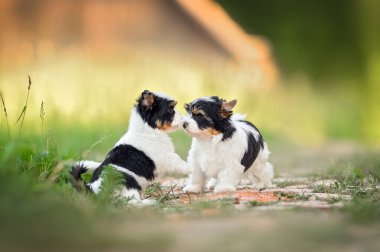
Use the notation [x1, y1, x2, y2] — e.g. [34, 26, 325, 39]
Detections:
[70, 160, 101, 192]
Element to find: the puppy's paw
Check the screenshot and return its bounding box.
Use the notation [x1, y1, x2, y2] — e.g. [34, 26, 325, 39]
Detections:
[183, 184, 202, 193]
[214, 184, 237, 193]
[141, 198, 157, 205]
[205, 178, 217, 191]
[128, 198, 156, 206]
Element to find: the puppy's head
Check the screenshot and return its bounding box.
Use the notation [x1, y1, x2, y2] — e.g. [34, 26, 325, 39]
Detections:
[182, 96, 237, 139]
[136, 90, 181, 132]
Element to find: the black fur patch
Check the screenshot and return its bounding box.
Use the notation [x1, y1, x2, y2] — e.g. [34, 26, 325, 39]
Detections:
[70, 164, 88, 181]
[240, 120, 264, 149]
[185, 97, 236, 141]
[122, 173, 142, 190]
[89, 144, 156, 185]
[136, 91, 176, 129]
[240, 120, 265, 172]
[70, 164, 91, 192]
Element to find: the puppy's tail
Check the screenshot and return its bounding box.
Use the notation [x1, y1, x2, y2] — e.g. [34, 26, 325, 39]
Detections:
[70, 160, 101, 192]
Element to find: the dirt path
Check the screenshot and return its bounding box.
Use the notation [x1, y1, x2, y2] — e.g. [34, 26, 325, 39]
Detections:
[155, 177, 351, 211]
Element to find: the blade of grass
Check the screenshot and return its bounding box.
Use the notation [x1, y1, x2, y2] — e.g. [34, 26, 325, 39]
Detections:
[0, 90, 11, 138]
[40, 101, 45, 144]
[16, 75, 32, 136]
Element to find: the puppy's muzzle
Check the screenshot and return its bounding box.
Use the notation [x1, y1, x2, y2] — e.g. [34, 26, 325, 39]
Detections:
[182, 122, 189, 129]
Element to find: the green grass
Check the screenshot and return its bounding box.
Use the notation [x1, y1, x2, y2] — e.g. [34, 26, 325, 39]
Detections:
[1, 66, 380, 251]
[344, 188, 380, 223]
[277, 192, 311, 201]
[312, 182, 341, 194]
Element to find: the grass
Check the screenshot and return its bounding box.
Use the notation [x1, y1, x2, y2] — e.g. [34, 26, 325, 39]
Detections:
[1, 54, 377, 144]
[312, 182, 341, 194]
[345, 188, 380, 223]
[1, 63, 380, 251]
[277, 191, 311, 201]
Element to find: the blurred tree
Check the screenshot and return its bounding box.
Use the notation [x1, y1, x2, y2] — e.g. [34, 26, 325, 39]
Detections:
[356, 0, 380, 142]
[217, 0, 380, 142]
[216, 0, 366, 84]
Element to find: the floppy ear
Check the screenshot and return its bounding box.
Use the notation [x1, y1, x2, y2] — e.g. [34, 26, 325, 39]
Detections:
[221, 99, 237, 118]
[141, 90, 155, 109]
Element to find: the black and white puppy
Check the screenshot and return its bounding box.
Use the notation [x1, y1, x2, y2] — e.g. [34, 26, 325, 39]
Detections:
[71, 90, 189, 204]
[182, 96, 273, 193]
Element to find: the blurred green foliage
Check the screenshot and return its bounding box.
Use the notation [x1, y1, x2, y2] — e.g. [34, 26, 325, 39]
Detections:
[0, 82, 379, 251]
[1, 2, 380, 250]
[217, 0, 380, 142]
[217, 0, 374, 82]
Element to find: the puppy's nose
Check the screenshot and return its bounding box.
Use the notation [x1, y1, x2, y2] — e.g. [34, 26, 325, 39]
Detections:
[183, 122, 189, 129]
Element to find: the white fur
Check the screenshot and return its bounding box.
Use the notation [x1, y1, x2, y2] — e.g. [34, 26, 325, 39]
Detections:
[183, 115, 273, 193]
[90, 177, 103, 194]
[76, 160, 101, 170]
[167, 110, 183, 132]
[115, 108, 189, 175]
[85, 107, 189, 205]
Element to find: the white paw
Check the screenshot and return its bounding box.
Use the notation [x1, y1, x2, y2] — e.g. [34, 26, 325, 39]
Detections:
[128, 198, 156, 206]
[141, 198, 157, 205]
[183, 184, 202, 193]
[213, 184, 237, 193]
[205, 178, 217, 191]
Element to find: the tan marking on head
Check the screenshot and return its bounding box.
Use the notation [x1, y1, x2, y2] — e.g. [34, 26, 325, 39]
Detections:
[156, 120, 172, 131]
[208, 128, 220, 135]
[142, 93, 155, 109]
[192, 107, 206, 116]
[192, 107, 201, 114]
[161, 123, 172, 131]
[156, 120, 162, 129]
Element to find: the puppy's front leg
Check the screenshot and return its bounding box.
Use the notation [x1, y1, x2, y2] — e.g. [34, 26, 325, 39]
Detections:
[213, 165, 243, 193]
[183, 163, 205, 193]
[164, 153, 191, 174]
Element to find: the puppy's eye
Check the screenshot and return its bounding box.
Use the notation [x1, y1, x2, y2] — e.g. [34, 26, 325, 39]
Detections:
[194, 113, 204, 118]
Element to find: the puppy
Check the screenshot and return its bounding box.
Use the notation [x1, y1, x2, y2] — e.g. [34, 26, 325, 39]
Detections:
[71, 90, 189, 204]
[182, 96, 273, 193]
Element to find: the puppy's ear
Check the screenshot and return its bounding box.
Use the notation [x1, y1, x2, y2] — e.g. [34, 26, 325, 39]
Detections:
[170, 100, 177, 107]
[184, 103, 190, 112]
[221, 99, 237, 118]
[141, 90, 155, 109]
[222, 99, 237, 111]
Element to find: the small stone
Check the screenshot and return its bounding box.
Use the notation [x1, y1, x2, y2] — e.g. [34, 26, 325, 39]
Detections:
[308, 195, 317, 201]
[312, 179, 340, 188]
[285, 184, 310, 189]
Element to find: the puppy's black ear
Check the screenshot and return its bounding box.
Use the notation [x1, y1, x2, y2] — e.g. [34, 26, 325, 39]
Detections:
[221, 99, 237, 118]
[141, 90, 155, 110]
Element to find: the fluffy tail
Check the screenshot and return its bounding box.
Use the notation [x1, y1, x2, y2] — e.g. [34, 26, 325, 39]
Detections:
[70, 160, 101, 192]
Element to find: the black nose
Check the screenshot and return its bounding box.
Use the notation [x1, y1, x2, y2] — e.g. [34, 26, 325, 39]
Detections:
[183, 122, 189, 129]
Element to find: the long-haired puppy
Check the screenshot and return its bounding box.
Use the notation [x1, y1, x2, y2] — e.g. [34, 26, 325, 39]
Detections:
[71, 90, 189, 204]
[182, 96, 273, 193]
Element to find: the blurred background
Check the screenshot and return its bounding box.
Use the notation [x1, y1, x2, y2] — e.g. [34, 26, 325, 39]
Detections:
[1, 0, 380, 164]
[1, 1, 380, 251]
